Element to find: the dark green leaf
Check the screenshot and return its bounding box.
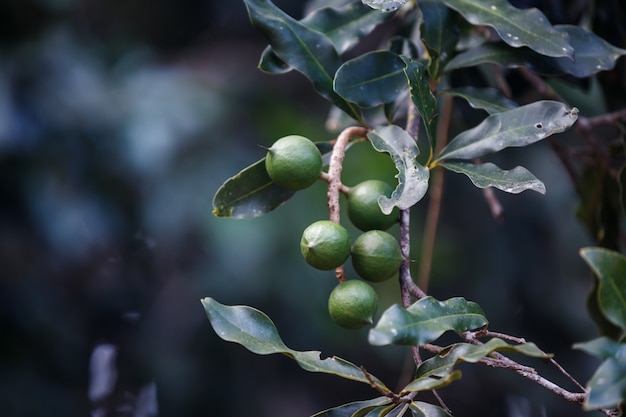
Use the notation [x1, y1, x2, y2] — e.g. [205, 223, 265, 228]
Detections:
[409, 339, 550, 387]
[402, 57, 438, 149]
[311, 398, 392, 417]
[212, 158, 295, 218]
[409, 401, 453, 417]
[303, 2, 390, 54]
[439, 0, 573, 58]
[400, 370, 462, 393]
[445, 25, 626, 77]
[362, 0, 408, 13]
[202, 298, 390, 390]
[439, 161, 546, 194]
[436, 101, 578, 161]
[574, 338, 626, 410]
[334, 50, 407, 107]
[244, 0, 361, 121]
[442, 86, 517, 114]
[419, 1, 459, 78]
[580, 247, 626, 334]
[368, 296, 487, 346]
[367, 125, 430, 213]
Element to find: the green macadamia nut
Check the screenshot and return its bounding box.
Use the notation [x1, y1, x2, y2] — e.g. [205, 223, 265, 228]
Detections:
[265, 135, 322, 190]
[300, 220, 351, 270]
[347, 180, 399, 231]
[328, 280, 378, 329]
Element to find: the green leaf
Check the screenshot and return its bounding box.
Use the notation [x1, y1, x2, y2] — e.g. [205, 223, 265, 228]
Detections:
[302, 2, 390, 54]
[400, 370, 462, 393]
[334, 50, 407, 107]
[580, 247, 626, 334]
[419, 1, 459, 78]
[439, 0, 573, 58]
[436, 101, 578, 162]
[212, 142, 336, 218]
[574, 337, 626, 410]
[409, 401, 453, 417]
[402, 57, 438, 150]
[442, 86, 517, 114]
[244, 0, 361, 121]
[407, 338, 551, 390]
[367, 125, 430, 213]
[439, 161, 546, 194]
[362, 0, 408, 13]
[368, 296, 488, 346]
[444, 25, 626, 78]
[311, 398, 392, 417]
[259, 45, 292, 73]
[212, 158, 295, 218]
[202, 297, 390, 390]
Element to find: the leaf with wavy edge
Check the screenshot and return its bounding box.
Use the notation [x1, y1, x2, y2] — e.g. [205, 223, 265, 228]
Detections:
[440, 161, 546, 194]
[440, 0, 573, 58]
[311, 398, 392, 417]
[436, 101, 578, 162]
[402, 57, 438, 149]
[363, 0, 408, 13]
[368, 296, 488, 346]
[442, 86, 517, 114]
[202, 297, 390, 390]
[409, 401, 453, 417]
[367, 125, 430, 214]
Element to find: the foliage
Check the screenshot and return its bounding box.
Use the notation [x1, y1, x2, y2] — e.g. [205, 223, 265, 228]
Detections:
[206, 0, 626, 415]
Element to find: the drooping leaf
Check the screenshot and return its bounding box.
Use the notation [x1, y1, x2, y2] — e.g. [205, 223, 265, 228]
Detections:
[445, 25, 626, 77]
[367, 125, 430, 214]
[311, 398, 392, 417]
[409, 401, 453, 417]
[362, 0, 408, 13]
[202, 297, 390, 390]
[574, 337, 626, 410]
[244, 0, 361, 121]
[334, 50, 407, 107]
[436, 101, 578, 162]
[259, 45, 292, 73]
[419, 1, 459, 78]
[212, 158, 296, 218]
[406, 338, 551, 392]
[442, 86, 517, 114]
[402, 57, 438, 150]
[439, 0, 573, 58]
[580, 247, 626, 334]
[400, 370, 462, 393]
[303, 2, 391, 54]
[368, 296, 487, 346]
[212, 142, 335, 218]
[354, 404, 397, 417]
[439, 161, 546, 194]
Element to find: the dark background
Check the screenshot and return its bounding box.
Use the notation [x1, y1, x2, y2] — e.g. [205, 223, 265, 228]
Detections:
[0, 1, 624, 416]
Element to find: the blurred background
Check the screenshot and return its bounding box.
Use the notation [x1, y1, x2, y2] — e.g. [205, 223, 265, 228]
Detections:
[0, 0, 624, 416]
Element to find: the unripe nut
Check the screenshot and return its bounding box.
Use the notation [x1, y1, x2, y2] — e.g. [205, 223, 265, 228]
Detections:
[347, 180, 399, 231]
[265, 135, 322, 190]
[351, 230, 403, 282]
[300, 220, 351, 270]
[328, 280, 378, 329]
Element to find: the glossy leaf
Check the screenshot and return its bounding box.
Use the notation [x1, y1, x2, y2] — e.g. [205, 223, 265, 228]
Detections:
[580, 247, 626, 334]
[212, 158, 296, 218]
[244, 0, 361, 121]
[362, 0, 408, 13]
[436, 101, 578, 161]
[445, 25, 626, 77]
[368, 296, 487, 346]
[367, 125, 430, 214]
[442, 86, 517, 114]
[402, 57, 438, 149]
[212, 142, 335, 218]
[400, 370, 462, 393]
[407, 338, 550, 390]
[259, 46, 291, 73]
[574, 337, 626, 410]
[409, 401, 453, 417]
[334, 50, 407, 107]
[419, 1, 459, 78]
[439, 0, 573, 58]
[303, 2, 390, 54]
[439, 161, 546, 194]
[202, 298, 390, 390]
[311, 398, 392, 417]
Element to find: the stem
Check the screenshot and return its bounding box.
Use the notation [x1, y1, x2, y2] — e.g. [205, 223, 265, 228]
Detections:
[418, 94, 454, 291]
[327, 126, 369, 282]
